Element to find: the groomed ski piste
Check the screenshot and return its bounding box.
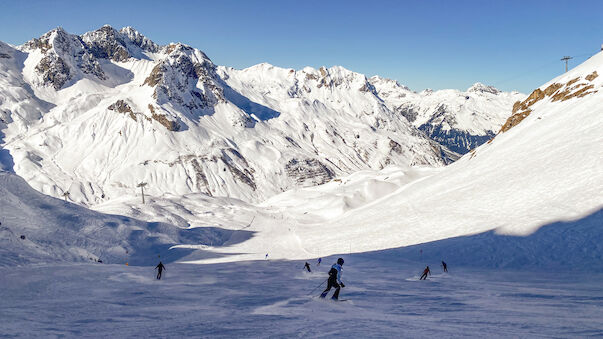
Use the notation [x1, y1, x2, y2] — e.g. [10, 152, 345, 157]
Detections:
[2, 42, 603, 338]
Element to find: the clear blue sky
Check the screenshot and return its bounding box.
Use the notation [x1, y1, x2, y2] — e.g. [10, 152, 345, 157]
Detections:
[1, 0, 601, 93]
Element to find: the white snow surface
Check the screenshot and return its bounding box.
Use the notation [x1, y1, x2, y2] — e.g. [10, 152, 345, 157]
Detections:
[1, 26, 450, 207]
[2, 258, 603, 338]
[1, 26, 601, 271]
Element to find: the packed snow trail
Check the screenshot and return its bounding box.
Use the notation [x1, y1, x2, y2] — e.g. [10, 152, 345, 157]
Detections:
[1, 254, 602, 338]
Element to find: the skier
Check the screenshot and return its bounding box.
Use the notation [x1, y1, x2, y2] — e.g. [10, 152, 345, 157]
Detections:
[420, 265, 430, 280]
[317, 257, 322, 266]
[304, 262, 311, 272]
[320, 258, 345, 300]
[441, 260, 448, 273]
[265, 253, 269, 260]
[155, 261, 166, 280]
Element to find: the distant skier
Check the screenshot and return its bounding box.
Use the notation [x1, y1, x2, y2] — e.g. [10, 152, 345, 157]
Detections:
[304, 262, 311, 272]
[320, 258, 345, 300]
[317, 258, 322, 266]
[155, 261, 166, 280]
[265, 253, 269, 260]
[420, 266, 431, 280]
[441, 261, 448, 273]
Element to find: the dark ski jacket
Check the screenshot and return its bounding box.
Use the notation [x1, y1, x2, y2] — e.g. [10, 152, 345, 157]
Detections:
[329, 263, 343, 283]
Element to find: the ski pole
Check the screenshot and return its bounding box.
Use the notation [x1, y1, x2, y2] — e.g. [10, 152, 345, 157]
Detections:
[308, 278, 328, 295]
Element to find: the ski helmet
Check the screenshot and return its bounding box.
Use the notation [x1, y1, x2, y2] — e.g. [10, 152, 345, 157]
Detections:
[337, 258, 344, 265]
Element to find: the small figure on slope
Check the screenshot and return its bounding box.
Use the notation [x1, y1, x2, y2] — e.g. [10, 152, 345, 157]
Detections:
[317, 258, 322, 266]
[441, 260, 448, 273]
[155, 261, 166, 280]
[304, 262, 311, 272]
[265, 253, 269, 260]
[320, 258, 345, 300]
[420, 265, 430, 280]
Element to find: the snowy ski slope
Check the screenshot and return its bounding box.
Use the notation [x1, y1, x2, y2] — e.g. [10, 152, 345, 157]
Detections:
[0, 26, 601, 271]
[2, 257, 602, 338]
[177, 51, 603, 268]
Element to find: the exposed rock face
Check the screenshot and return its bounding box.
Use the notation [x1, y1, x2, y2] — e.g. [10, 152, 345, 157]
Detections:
[82, 25, 160, 62]
[35, 55, 71, 90]
[501, 75, 598, 133]
[222, 152, 256, 190]
[151, 113, 180, 131]
[394, 103, 420, 123]
[23, 28, 107, 88]
[285, 158, 335, 186]
[190, 158, 211, 195]
[144, 44, 225, 112]
[108, 99, 138, 121]
[82, 25, 131, 62]
[108, 99, 133, 114]
[585, 71, 599, 81]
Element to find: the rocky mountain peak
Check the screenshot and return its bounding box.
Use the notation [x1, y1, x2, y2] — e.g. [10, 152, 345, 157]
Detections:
[81, 25, 131, 62]
[143, 44, 223, 112]
[119, 26, 159, 53]
[21, 27, 106, 90]
[23, 27, 73, 54]
[467, 82, 500, 94]
[368, 76, 412, 95]
[81, 25, 160, 62]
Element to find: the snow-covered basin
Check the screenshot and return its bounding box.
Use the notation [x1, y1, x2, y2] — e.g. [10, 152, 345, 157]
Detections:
[1, 252, 602, 337]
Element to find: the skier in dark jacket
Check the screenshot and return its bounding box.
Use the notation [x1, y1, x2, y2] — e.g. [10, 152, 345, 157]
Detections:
[320, 258, 345, 300]
[304, 262, 311, 272]
[420, 265, 430, 280]
[441, 261, 448, 273]
[155, 261, 166, 280]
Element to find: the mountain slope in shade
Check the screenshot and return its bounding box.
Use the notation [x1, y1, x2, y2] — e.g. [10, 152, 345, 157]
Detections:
[370, 76, 525, 154]
[0, 171, 234, 267]
[0, 26, 446, 206]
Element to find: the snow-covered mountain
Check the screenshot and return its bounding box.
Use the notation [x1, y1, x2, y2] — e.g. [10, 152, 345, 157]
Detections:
[95, 46, 602, 269]
[370, 76, 524, 154]
[2, 25, 599, 268]
[1, 25, 450, 206]
[220, 50, 601, 265]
